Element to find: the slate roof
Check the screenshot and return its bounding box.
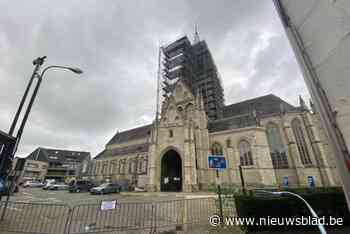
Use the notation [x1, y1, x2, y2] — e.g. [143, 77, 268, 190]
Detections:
[104, 94, 299, 144]
[208, 114, 257, 133]
[223, 94, 297, 118]
[94, 149, 106, 159]
[96, 143, 149, 160]
[26, 147, 90, 163]
[107, 124, 153, 145]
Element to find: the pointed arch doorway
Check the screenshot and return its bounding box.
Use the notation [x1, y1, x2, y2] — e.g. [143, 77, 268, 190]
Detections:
[161, 149, 182, 192]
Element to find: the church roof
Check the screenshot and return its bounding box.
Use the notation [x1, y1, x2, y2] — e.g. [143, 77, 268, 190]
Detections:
[96, 143, 149, 160]
[223, 94, 297, 118]
[208, 115, 257, 133]
[107, 124, 152, 145]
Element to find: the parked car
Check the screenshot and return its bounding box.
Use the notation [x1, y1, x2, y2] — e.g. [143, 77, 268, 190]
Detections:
[23, 181, 44, 188]
[48, 182, 69, 191]
[43, 180, 56, 190]
[90, 183, 121, 195]
[68, 180, 94, 193]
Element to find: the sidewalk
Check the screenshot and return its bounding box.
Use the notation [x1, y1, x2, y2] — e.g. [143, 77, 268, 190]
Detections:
[120, 191, 217, 199]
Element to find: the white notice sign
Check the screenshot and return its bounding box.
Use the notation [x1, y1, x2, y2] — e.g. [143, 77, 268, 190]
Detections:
[100, 200, 117, 211]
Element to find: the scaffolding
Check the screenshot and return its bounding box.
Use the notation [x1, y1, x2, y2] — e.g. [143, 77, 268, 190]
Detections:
[160, 35, 224, 120]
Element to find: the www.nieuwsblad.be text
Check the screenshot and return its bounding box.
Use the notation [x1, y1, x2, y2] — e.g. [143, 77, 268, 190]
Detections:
[209, 215, 344, 227]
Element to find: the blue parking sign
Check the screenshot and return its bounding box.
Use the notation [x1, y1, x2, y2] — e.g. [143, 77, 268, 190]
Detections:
[208, 155, 227, 169]
[283, 176, 289, 187]
[308, 176, 315, 188]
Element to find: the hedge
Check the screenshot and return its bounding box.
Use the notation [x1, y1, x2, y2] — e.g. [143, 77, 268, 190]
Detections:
[234, 188, 350, 232]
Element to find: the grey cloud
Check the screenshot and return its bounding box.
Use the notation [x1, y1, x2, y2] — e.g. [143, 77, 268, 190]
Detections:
[0, 0, 310, 157]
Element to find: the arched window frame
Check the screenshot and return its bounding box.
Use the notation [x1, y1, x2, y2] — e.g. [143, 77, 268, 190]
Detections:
[226, 138, 232, 148]
[239, 140, 253, 166]
[291, 118, 312, 166]
[266, 122, 289, 169]
[211, 142, 223, 155]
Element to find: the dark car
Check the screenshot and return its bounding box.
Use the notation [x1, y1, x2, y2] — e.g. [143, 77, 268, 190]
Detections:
[90, 183, 121, 195]
[68, 180, 94, 193]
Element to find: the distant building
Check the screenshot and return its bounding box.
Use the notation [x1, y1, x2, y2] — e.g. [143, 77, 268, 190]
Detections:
[13, 157, 48, 182]
[25, 147, 91, 182]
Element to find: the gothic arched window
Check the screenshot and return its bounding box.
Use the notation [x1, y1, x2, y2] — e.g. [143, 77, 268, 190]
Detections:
[226, 138, 232, 148]
[211, 142, 223, 155]
[266, 123, 289, 168]
[239, 140, 253, 166]
[292, 118, 312, 165]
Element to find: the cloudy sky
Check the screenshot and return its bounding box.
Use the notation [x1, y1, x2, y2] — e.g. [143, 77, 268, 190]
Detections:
[0, 0, 310, 157]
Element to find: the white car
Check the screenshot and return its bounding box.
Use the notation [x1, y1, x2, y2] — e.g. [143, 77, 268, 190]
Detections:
[48, 182, 69, 190]
[42, 180, 56, 190]
[23, 181, 44, 188]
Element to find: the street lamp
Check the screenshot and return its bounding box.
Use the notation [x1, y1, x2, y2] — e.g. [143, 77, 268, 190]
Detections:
[255, 190, 327, 234]
[11, 58, 83, 155]
[1, 56, 83, 194]
[0, 56, 83, 219]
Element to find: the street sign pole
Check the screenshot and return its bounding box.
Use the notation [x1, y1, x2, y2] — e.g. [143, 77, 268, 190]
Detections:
[238, 165, 246, 195]
[216, 169, 224, 223]
[208, 155, 226, 223]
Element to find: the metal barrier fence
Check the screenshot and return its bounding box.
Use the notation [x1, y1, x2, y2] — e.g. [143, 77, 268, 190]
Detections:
[0, 197, 234, 234]
[0, 201, 70, 234]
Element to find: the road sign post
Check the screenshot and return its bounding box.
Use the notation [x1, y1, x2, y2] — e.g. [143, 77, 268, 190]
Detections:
[238, 165, 246, 195]
[208, 155, 227, 223]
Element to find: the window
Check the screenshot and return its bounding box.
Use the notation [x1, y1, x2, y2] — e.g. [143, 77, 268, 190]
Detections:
[138, 157, 143, 173]
[239, 140, 253, 166]
[128, 159, 135, 174]
[143, 157, 148, 173]
[211, 142, 223, 155]
[169, 129, 174, 138]
[118, 159, 126, 174]
[291, 118, 312, 165]
[226, 138, 232, 148]
[102, 163, 108, 175]
[108, 161, 113, 175]
[266, 123, 289, 169]
[112, 160, 118, 175]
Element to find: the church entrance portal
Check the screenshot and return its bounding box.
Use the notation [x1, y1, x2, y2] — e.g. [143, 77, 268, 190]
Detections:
[161, 150, 182, 192]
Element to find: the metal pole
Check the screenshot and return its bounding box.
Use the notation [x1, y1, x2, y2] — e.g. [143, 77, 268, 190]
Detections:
[216, 169, 224, 222]
[8, 57, 45, 136]
[13, 75, 43, 155]
[239, 165, 246, 195]
[0, 57, 45, 179]
[271, 191, 327, 234]
[283, 191, 327, 234]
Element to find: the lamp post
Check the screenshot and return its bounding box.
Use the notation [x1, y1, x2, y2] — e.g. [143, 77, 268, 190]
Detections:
[12, 63, 83, 155]
[0, 56, 82, 209]
[256, 190, 327, 234]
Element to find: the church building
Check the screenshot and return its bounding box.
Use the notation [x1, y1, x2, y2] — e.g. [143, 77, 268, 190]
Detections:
[88, 80, 340, 192]
[87, 35, 340, 192]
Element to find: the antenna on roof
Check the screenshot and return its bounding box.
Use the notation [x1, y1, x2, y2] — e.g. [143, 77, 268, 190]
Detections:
[193, 24, 200, 44]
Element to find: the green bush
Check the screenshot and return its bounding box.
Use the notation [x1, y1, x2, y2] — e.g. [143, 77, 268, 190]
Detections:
[234, 188, 350, 232]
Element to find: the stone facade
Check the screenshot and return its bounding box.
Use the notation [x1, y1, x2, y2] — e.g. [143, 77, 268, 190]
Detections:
[88, 81, 340, 192]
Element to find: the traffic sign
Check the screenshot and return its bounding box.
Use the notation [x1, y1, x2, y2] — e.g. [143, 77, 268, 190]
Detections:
[208, 155, 227, 169]
[308, 176, 315, 188]
[283, 176, 289, 187]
